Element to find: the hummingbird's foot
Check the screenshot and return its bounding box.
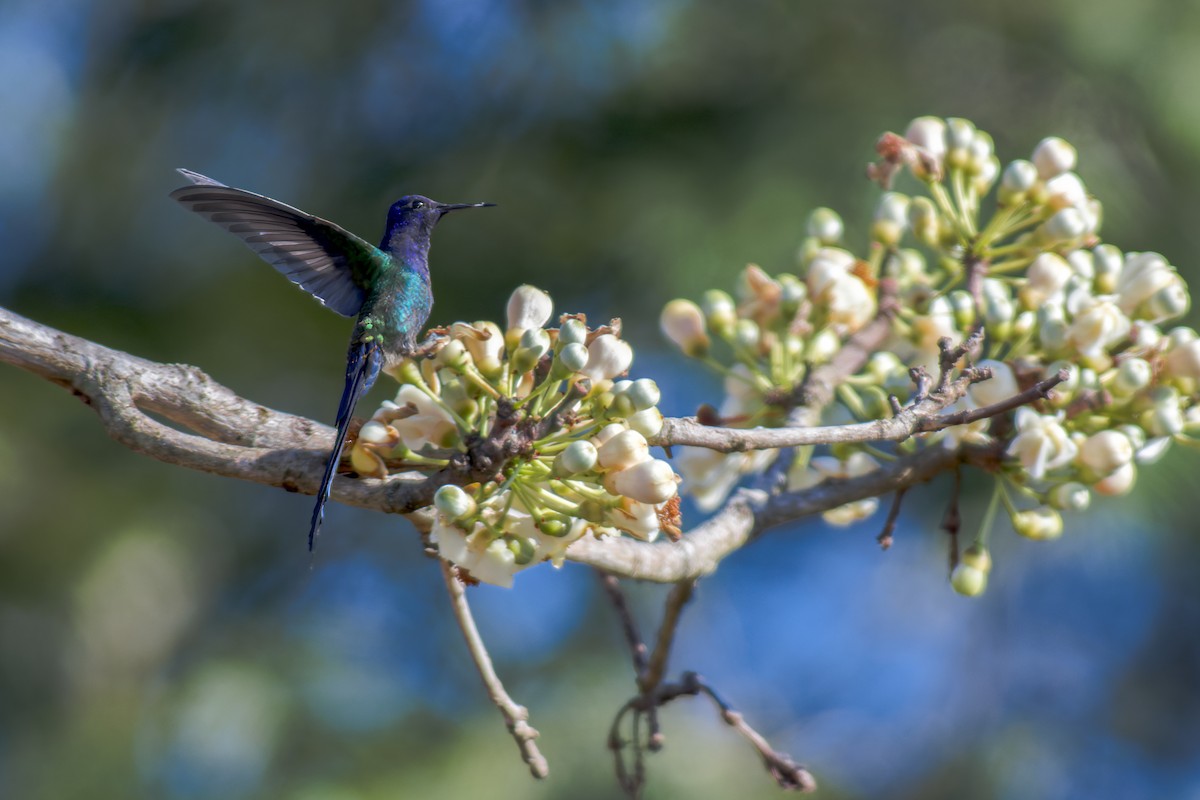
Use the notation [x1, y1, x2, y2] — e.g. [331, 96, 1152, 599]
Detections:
[413, 329, 450, 358]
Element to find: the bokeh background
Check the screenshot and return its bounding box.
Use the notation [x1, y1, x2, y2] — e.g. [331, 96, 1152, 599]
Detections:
[2, 1, 1200, 798]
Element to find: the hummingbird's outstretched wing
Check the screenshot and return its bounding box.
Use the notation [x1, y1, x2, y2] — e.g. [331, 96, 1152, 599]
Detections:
[171, 169, 386, 317]
[309, 338, 383, 550]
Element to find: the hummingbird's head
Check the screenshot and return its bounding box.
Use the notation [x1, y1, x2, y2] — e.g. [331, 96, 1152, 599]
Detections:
[385, 195, 494, 240]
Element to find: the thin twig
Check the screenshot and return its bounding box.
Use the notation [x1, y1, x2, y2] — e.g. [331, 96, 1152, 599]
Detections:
[439, 560, 549, 779]
[640, 580, 695, 694]
[597, 571, 649, 676]
[876, 487, 907, 550]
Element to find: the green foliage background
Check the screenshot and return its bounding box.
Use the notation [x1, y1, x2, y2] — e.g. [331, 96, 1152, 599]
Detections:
[2, 1, 1200, 798]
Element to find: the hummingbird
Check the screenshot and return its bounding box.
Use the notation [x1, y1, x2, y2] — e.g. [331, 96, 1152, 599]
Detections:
[171, 169, 493, 550]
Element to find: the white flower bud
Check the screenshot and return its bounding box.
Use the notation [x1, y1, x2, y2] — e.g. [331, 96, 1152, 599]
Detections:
[1045, 360, 1079, 407]
[970, 360, 1019, 406]
[1021, 253, 1073, 308]
[1042, 207, 1087, 243]
[1013, 507, 1064, 540]
[471, 540, 519, 588]
[778, 273, 807, 315]
[905, 116, 948, 161]
[619, 378, 660, 412]
[1007, 408, 1077, 479]
[907, 196, 941, 246]
[734, 319, 761, 351]
[1078, 430, 1134, 476]
[1132, 322, 1162, 350]
[805, 247, 854, 295]
[1111, 357, 1152, 396]
[557, 341, 589, 373]
[1145, 279, 1189, 322]
[1045, 172, 1087, 207]
[1092, 244, 1123, 294]
[604, 458, 679, 505]
[592, 422, 625, 446]
[1049, 482, 1090, 512]
[626, 407, 664, 438]
[807, 207, 844, 244]
[596, 429, 649, 471]
[1066, 250, 1095, 281]
[512, 327, 551, 373]
[1166, 326, 1198, 349]
[357, 420, 393, 445]
[1032, 136, 1077, 179]
[581, 334, 633, 382]
[950, 562, 988, 597]
[1136, 436, 1171, 465]
[1163, 338, 1200, 380]
[946, 117, 976, 151]
[434, 485, 476, 521]
[825, 272, 876, 332]
[1142, 388, 1184, 437]
[558, 318, 588, 346]
[506, 284, 553, 332]
[660, 300, 709, 357]
[554, 440, 598, 476]
[458, 320, 505, 376]
[1117, 252, 1176, 315]
[1067, 297, 1130, 360]
[967, 130, 995, 174]
[867, 351, 904, 386]
[808, 328, 841, 363]
[606, 497, 660, 541]
[1093, 462, 1136, 496]
[1001, 159, 1039, 193]
[982, 278, 1016, 336]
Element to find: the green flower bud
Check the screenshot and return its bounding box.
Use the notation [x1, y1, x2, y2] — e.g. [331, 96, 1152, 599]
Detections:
[559, 318, 588, 346]
[1012, 507, 1064, 541]
[701, 289, 737, 338]
[778, 273, 807, 317]
[1112, 357, 1153, 397]
[961, 543, 993, 573]
[907, 197, 940, 247]
[950, 563, 988, 596]
[866, 351, 904, 386]
[512, 328, 551, 373]
[1045, 360, 1079, 407]
[619, 378, 661, 412]
[734, 319, 761, 351]
[537, 516, 571, 538]
[1093, 245, 1123, 295]
[557, 342, 589, 373]
[807, 207, 844, 244]
[506, 535, 538, 565]
[948, 289, 976, 330]
[626, 407, 664, 438]
[1049, 482, 1090, 512]
[555, 440, 598, 476]
[808, 328, 841, 364]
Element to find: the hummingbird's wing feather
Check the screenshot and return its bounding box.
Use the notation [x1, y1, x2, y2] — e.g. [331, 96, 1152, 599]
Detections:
[171, 170, 386, 318]
[309, 338, 383, 550]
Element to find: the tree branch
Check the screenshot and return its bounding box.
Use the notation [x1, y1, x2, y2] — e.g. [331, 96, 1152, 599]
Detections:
[1, 304, 1029, 583]
[441, 560, 548, 778]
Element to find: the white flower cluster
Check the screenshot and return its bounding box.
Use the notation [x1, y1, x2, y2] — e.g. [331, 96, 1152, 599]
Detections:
[350, 285, 680, 587]
[661, 116, 1200, 594]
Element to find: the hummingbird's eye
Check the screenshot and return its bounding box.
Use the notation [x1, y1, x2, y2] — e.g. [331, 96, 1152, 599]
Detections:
[411, 200, 425, 209]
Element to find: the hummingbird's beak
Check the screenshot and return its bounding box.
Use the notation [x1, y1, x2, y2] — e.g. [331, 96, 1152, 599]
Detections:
[437, 202, 496, 213]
